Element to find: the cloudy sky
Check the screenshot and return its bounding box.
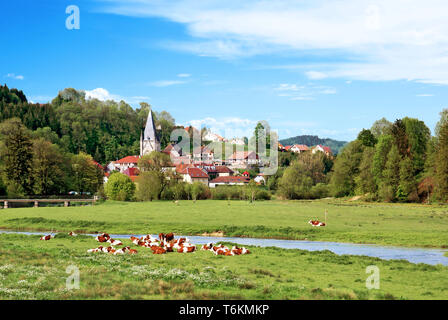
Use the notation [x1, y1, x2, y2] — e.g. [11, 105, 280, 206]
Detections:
[1, 0, 448, 140]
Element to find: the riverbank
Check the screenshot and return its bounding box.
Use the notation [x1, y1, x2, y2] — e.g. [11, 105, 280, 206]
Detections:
[1, 233, 447, 300]
[0, 200, 447, 248]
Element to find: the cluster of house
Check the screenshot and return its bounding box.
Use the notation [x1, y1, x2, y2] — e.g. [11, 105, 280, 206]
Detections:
[104, 155, 263, 188]
[102, 110, 332, 187]
[278, 143, 333, 157]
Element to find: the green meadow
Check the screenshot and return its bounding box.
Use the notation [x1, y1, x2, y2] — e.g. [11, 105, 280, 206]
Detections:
[0, 233, 447, 300]
[0, 200, 448, 248]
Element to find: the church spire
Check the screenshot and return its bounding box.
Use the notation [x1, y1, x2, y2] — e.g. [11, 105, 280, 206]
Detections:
[143, 108, 158, 143]
[140, 107, 161, 156]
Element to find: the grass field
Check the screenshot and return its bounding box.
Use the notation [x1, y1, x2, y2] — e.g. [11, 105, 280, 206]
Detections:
[1, 233, 447, 300]
[1, 200, 448, 248]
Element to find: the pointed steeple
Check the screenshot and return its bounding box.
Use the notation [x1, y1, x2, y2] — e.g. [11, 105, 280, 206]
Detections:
[144, 108, 158, 143]
[140, 108, 161, 156]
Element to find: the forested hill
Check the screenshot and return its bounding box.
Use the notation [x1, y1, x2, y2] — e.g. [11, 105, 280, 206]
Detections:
[0, 85, 176, 164]
[279, 135, 348, 154]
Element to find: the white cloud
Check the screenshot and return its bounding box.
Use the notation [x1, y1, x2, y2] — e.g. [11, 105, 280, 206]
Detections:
[85, 88, 117, 101]
[187, 117, 257, 138]
[416, 94, 434, 97]
[306, 71, 328, 80]
[274, 83, 337, 101]
[177, 73, 191, 78]
[6, 73, 24, 80]
[148, 80, 187, 87]
[102, 0, 448, 84]
[84, 88, 150, 105]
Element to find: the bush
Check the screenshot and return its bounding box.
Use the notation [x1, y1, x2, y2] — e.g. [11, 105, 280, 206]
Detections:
[255, 189, 271, 200]
[104, 172, 135, 201]
[211, 186, 245, 200]
[189, 182, 211, 201]
[310, 183, 330, 199]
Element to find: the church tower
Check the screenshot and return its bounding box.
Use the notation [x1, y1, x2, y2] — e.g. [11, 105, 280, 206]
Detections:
[140, 108, 161, 156]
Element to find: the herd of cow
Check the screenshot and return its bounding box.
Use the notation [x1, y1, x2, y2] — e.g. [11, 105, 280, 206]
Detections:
[40, 231, 251, 256]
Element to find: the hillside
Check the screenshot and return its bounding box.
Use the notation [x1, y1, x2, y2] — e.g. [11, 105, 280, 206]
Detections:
[279, 135, 348, 154]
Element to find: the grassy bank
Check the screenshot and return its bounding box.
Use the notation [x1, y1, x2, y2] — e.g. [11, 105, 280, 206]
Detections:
[0, 233, 447, 300]
[0, 200, 447, 248]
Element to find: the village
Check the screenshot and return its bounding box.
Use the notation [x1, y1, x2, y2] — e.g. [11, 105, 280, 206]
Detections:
[103, 111, 333, 188]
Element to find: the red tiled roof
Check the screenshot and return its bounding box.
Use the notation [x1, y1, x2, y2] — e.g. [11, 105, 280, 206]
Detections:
[180, 167, 209, 179]
[210, 176, 250, 184]
[163, 144, 174, 154]
[92, 160, 104, 170]
[293, 144, 309, 151]
[323, 146, 332, 154]
[116, 156, 140, 164]
[123, 167, 140, 177]
[193, 145, 213, 155]
[284, 146, 292, 151]
[315, 145, 332, 154]
[176, 164, 193, 174]
[227, 151, 258, 160]
[215, 166, 233, 174]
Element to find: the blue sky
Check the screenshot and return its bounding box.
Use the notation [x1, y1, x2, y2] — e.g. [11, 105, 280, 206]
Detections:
[1, 0, 448, 141]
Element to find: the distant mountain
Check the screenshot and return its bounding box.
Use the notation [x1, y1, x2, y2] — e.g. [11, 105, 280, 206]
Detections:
[279, 135, 348, 154]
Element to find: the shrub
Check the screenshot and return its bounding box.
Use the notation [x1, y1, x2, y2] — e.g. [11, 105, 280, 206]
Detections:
[189, 182, 211, 201]
[255, 189, 271, 200]
[310, 183, 330, 199]
[104, 172, 135, 201]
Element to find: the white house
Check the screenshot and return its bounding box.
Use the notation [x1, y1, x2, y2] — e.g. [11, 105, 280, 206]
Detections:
[203, 130, 225, 142]
[312, 145, 333, 156]
[254, 174, 266, 185]
[290, 144, 309, 153]
[226, 151, 259, 168]
[229, 137, 245, 145]
[178, 167, 209, 185]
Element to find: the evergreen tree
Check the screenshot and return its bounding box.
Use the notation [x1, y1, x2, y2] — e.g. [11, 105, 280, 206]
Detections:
[372, 135, 393, 186]
[355, 147, 376, 196]
[398, 156, 418, 202]
[0, 118, 34, 195]
[379, 145, 401, 202]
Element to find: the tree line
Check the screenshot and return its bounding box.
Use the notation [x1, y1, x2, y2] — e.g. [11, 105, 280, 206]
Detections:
[0, 85, 177, 165]
[275, 111, 448, 203]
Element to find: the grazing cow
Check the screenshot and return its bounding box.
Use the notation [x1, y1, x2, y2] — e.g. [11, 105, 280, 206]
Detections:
[151, 246, 167, 254]
[95, 233, 111, 242]
[177, 243, 196, 253]
[108, 239, 123, 246]
[68, 232, 77, 237]
[214, 247, 230, 255]
[308, 220, 326, 227]
[87, 246, 103, 253]
[159, 232, 174, 242]
[40, 235, 54, 241]
[201, 243, 213, 251]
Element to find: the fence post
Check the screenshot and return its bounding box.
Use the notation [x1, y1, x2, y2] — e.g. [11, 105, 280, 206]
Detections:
[4, 201, 8, 209]
[64, 201, 70, 207]
[34, 201, 39, 208]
